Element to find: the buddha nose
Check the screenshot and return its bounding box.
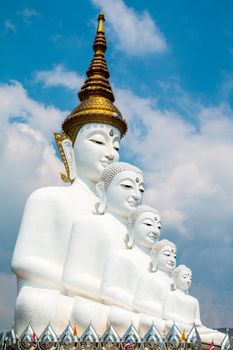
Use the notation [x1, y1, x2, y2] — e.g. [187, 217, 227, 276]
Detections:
[106, 154, 114, 161]
[170, 257, 176, 265]
[153, 228, 160, 236]
[132, 188, 140, 201]
[105, 144, 115, 161]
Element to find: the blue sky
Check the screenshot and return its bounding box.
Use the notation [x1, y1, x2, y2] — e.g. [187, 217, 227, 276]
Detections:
[0, 0, 233, 330]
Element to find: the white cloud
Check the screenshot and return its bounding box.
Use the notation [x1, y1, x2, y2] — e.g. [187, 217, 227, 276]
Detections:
[4, 20, 16, 34]
[35, 65, 83, 90]
[17, 8, 41, 24]
[0, 80, 66, 189]
[0, 81, 66, 275]
[116, 88, 233, 231]
[18, 8, 41, 18]
[0, 80, 68, 139]
[91, 0, 167, 55]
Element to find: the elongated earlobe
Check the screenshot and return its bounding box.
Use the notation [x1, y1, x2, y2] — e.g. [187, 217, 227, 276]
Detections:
[126, 223, 134, 249]
[171, 282, 176, 290]
[97, 200, 106, 214]
[150, 250, 157, 272]
[96, 181, 106, 214]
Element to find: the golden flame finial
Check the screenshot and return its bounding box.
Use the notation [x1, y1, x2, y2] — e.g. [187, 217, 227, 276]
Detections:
[97, 12, 105, 33]
[62, 13, 127, 143]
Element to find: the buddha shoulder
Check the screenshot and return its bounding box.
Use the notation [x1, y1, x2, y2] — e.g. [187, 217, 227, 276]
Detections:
[187, 294, 199, 305]
[25, 185, 77, 209]
[172, 291, 199, 306]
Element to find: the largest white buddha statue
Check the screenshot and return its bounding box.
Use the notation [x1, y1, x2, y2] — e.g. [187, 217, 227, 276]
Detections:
[11, 13, 127, 335]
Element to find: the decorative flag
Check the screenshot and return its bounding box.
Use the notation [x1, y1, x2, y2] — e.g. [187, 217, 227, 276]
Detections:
[124, 339, 133, 350]
[180, 329, 186, 348]
[73, 323, 77, 337]
[209, 339, 215, 350]
[180, 329, 186, 342]
[31, 330, 37, 345]
[162, 327, 166, 337]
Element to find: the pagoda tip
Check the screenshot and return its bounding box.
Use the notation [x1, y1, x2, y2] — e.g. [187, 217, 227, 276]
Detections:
[97, 11, 105, 33]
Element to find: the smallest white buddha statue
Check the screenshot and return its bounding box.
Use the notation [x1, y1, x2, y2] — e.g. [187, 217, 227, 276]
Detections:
[163, 265, 225, 345]
[134, 239, 177, 334]
[101, 205, 161, 335]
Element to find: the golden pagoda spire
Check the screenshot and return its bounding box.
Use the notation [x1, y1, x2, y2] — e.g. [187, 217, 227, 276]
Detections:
[78, 12, 114, 103]
[62, 12, 127, 143]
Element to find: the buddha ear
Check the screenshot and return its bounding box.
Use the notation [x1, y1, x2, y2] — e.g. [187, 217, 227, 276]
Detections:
[126, 223, 134, 249]
[96, 181, 105, 200]
[150, 249, 157, 272]
[96, 181, 106, 214]
[171, 282, 176, 291]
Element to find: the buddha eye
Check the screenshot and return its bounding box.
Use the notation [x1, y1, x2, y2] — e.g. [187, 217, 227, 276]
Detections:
[121, 184, 133, 189]
[144, 223, 152, 227]
[164, 253, 171, 257]
[113, 141, 120, 152]
[139, 188, 144, 193]
[90, 139, 105, 145]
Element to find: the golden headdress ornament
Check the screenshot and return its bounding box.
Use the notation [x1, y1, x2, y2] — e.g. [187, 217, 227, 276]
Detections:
[62, 12, 127, 143]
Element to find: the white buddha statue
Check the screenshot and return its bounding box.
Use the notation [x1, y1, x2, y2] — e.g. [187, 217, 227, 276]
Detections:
[102, 205, 161, 308]
[11, 13, 127, 335]
[133, 239, 177, 333]
[62, 161, 144, 334]
[100, 205, 161, 335]
[163, 265, 225, 345]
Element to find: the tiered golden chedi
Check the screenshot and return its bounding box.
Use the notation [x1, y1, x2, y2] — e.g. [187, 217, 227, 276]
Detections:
[62, 12, 127, 143]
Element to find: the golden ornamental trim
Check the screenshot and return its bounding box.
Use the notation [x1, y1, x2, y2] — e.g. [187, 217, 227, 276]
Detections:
[54, 132, 75, 183]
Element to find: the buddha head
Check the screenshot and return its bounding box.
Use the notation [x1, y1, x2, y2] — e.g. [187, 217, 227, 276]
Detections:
[150, 239, 176, 273]
[173, 265, 192, 294]
[73, 124, 121, 183]
[126, 205, 161, 249]
[96, 162, 144, 218]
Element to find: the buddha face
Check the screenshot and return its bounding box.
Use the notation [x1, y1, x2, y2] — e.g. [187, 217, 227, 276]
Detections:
[176, 269, 192, 291]
[74, 123, 121, 183]
[133, 212, 161, 249]
[156, 245, 176, 272]
[106, 171, 144, 218]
